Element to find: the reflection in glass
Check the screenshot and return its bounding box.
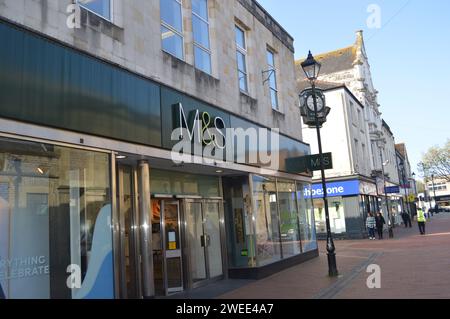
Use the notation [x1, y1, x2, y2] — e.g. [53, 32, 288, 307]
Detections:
[222, 176, 255, 268]
[313, 198, 346, 234]
[185, 202, 206, 282]
[118, 166, 138, 298]
[0, 137, 112, 299]
[151, 169, 220, 198]
[278, 181, 301, 257]
[192, 0, 211, 73]
[297, 183, 317, 252]
[164, 203, 183, 291]
[161, 25, 184, 60]
[160, 0, 183, 32]
[166, 257, 182, 289]
[78, 0, 111, 20]
[151, 200, 164, 295]
[252, 176, 281, 267]
[205, 202, 223, 278]
[194, 46, 212, 74]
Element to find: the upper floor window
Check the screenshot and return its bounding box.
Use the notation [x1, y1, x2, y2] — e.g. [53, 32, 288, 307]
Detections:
[266, 49, 279, 110]
[429, 183, 448, 191]
[357, 108, 363, 127]
[235, 26, 248, 93]
[161, 0, 184, 60]
[192, 0, 211, 74]
[78, 0, 112, 21]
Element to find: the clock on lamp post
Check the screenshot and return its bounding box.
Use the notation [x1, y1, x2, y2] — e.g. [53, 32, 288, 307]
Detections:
[300, 88, 330, 128]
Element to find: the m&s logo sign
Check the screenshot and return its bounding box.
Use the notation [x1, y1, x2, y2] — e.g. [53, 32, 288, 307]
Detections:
[174, 103, 226, 149]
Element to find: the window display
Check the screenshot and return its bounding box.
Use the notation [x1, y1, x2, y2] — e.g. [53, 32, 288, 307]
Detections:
[0, 137, 113, 299]
[313, 198, 347, 234]
[252, 176, 281, 266]
[277, 180, 301, 257]
[297, 183, 317, 252]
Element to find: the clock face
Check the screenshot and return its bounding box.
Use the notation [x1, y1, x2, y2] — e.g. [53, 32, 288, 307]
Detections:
[306, 95, 324, 112]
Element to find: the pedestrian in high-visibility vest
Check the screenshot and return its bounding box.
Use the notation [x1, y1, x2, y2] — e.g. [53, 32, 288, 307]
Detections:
[417, 207, 427, 235]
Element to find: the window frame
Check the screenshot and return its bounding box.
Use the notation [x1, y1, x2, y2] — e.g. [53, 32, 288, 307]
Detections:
[266, 49, 279, 110]
[77, 0, 114, 22]
[160, 0, 185, 60]
[192, 0, 212, 74]
[235, 25, 249, 94]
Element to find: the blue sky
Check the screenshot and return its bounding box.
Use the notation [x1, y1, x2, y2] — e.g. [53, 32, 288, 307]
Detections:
[258, 0, 450, 175]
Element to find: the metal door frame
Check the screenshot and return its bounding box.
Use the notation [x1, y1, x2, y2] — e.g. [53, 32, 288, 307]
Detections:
[161, 200, 184, 295]
[116, 164, 142, 299]
[182, 198, 226, 290]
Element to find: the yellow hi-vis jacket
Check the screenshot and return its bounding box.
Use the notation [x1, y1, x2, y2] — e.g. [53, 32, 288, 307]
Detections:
[417, 209, 427, 223]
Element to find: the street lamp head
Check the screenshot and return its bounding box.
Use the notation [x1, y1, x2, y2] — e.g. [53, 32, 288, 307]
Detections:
[301, 51, 322, 82]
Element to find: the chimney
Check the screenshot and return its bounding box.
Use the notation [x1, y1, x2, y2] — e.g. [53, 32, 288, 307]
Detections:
[355, 30, 364, 45]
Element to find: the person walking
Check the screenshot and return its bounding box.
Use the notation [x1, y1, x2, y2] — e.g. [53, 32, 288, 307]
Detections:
[406, 212, 412, 228]
[366, 213, 376, 240]
[375, 212, 386, 240]
[417, 206, 427, 235]
[401, 212, 408, 228]
[401, 212, 412, 228]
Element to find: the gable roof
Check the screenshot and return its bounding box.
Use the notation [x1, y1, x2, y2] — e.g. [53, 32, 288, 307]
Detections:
[296, 46, 357, 76]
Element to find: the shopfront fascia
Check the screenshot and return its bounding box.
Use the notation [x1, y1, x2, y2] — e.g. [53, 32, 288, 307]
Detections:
[311, 179, 379, 239]
[0, 19, 314, 298]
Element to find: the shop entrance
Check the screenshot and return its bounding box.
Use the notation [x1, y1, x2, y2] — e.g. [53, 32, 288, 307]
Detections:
[116, 162, 225, 298]
[184, 199, 224, 289]
[152, 199, 184, 296]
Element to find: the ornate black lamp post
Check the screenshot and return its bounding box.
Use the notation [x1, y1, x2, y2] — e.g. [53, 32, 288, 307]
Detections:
[300, 51, 338, 277]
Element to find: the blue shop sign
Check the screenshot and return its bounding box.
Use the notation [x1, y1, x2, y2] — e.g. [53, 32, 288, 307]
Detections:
[305, 180, 360, 199]
[385, 186, 400, 194]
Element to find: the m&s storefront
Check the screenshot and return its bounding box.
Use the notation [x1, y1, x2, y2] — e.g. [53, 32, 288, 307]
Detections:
[0, 19, 317, 299]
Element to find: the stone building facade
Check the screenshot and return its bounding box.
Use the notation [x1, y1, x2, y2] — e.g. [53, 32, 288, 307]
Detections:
[0, 0, 302, 139]
[0, 0, 317, 299]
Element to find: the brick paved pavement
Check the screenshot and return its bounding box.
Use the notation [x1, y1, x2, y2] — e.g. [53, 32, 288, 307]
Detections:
[218, 213, 450, 299]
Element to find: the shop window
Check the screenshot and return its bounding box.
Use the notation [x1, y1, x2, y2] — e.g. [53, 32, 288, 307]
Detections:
[77, 0, 112, 21]
[252, 176, 281, 266]
[277, 180, 301, 257]
[222, 177, 256, 269]
[313, 197, 346, 234]
[297, 183, 317, 252]
[0, 137, 113, 299]
[160, 0, 184, 60]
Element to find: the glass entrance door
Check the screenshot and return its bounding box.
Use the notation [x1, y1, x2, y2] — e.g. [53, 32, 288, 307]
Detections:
[152, 199, 183, 296]
[204, 201, 223, 279]
[185, 200, 224, 288]
[163, 201, 183, 294]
